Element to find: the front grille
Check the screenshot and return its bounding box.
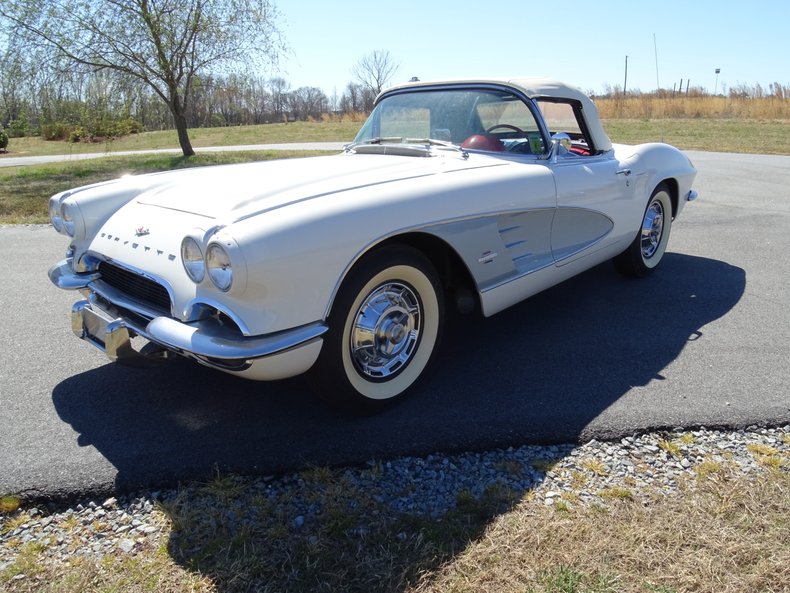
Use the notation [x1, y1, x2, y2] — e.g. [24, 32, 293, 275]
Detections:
[98, 261, 171, 312]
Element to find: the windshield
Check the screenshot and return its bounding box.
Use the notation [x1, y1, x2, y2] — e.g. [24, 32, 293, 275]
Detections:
[353, 88, 546, 155]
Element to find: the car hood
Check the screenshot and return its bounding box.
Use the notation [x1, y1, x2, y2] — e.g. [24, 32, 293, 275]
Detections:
[129, 152, 503, 222]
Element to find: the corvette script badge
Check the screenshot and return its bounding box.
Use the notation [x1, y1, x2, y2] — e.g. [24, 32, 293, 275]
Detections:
[135, 226, 150, 236]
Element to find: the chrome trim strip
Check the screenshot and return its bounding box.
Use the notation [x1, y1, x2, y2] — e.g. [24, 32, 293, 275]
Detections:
[505, 240, 528, 249]
[498, 225, 520, 233]
[479, 259, 556, 293]
[512, 251, 536, 263]
[554, 233, 623, 268]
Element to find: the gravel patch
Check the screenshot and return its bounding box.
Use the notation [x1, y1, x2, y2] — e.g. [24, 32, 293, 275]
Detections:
[2, 426, 788, 571]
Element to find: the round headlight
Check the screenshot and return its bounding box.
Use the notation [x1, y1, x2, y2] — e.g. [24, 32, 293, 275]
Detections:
[49, 198, 64, 233]
[61, 202, 76, 237]
[181, 237, 205, 283]
[206, 243, 233, 291]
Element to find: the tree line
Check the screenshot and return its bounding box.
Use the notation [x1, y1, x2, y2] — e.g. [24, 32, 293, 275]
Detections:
[599, 81, 790, 100]
[0, 64, 379, 141]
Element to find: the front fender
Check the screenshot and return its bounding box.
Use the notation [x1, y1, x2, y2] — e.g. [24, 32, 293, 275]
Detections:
[614, 143, 697, 216]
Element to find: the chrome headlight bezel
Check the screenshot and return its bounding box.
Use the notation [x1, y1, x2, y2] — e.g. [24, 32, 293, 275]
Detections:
[206, 242, 233, 292]
[180, 236, 206, 283]
[58, 198, 85, 241]
[61, 202, 75, 237]
[48, 196, 64, 233]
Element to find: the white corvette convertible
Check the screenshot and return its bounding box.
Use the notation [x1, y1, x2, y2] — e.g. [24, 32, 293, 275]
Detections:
[49, 77, 697, 410]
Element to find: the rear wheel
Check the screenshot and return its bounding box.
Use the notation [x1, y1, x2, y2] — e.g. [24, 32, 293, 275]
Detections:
[615, 183, 673, 278]
[309, 246, 443, 412]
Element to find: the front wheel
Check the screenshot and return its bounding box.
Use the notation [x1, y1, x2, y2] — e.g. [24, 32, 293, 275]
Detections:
[614, 183, 673, 278]
[309, 246, 444, 412]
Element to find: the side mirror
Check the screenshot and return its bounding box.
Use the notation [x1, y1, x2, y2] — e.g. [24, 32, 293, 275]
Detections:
[551, 132, 572, 151]
[541, 132, 572, 162]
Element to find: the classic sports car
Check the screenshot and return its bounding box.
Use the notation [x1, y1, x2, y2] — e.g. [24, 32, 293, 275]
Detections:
[48, 77, 697, 410]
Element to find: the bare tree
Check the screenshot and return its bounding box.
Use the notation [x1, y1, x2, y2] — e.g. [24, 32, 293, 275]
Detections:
[352, 50, 399, 99]
[288, 86, 328, 120]
[0, 49, 25, 129]
[0, 0, 283, 156]
[268, 76, 290, 120]
[340, 81, 376, 114]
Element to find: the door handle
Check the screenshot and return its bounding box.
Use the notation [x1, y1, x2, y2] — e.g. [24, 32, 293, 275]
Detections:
[616, 168, 632, 176]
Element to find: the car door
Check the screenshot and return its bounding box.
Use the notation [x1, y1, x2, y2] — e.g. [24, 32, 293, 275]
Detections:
[549, 153, 631, 265]
[535, 99, 631, 265]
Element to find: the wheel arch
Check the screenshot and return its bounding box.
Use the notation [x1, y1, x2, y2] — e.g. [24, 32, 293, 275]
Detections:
[324, 231, 480, 320]
[661, 177, 679, 218]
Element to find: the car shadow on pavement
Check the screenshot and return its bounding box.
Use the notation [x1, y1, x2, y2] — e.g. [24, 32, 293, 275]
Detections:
[51, 252, 746, 591]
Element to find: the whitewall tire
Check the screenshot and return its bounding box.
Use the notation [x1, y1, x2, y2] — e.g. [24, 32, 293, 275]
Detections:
[615, 183, 673, 278]
[309, 246, 443, 411]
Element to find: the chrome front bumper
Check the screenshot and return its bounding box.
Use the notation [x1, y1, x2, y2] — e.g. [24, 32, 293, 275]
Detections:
[52, 260, 327, 380]
[70, 298, 327, 361]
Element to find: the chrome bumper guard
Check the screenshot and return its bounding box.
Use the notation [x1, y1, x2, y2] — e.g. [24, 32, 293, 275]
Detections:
[71, 300, 140, 362]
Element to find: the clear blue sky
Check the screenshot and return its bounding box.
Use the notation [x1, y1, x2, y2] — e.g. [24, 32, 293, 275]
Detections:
[277, 0, 789, 96]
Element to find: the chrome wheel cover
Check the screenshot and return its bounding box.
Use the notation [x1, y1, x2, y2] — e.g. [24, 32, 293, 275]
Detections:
[641, 198, 665, 259]
[349, 282, 421, 379]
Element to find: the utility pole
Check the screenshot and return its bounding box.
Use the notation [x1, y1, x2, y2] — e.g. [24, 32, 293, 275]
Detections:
[623, 55, 628, 97]
[714, 68, 721, 95]
[653, 33, 660, 91]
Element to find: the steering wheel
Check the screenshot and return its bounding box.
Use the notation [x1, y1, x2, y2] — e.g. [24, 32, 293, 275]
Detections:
[485, 124, 525, 134]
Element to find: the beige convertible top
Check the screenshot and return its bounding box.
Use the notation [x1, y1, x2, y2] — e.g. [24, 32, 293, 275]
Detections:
[382, 77, 613, 152]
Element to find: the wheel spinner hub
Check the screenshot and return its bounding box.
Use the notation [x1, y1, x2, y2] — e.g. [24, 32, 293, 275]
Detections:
[641, 199, 665, 259]
[350, 282, 422, 379]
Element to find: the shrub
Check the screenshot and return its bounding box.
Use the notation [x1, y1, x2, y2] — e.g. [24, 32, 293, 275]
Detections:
[40, 115, 144, 143]
[123, 118, 144, 134]
[41, 121, 74, 141]
[8, 115, 29, 138]
[0, 129, 8, 151]
[68, 126, 86, 143]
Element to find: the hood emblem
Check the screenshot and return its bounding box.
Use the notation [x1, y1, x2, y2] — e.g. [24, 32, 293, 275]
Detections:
[135, 226, 150, 236]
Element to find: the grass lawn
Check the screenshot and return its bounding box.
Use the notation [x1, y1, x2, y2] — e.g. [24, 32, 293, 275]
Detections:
[604, 118, 790, 154]
[0, 120, 361, 158]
